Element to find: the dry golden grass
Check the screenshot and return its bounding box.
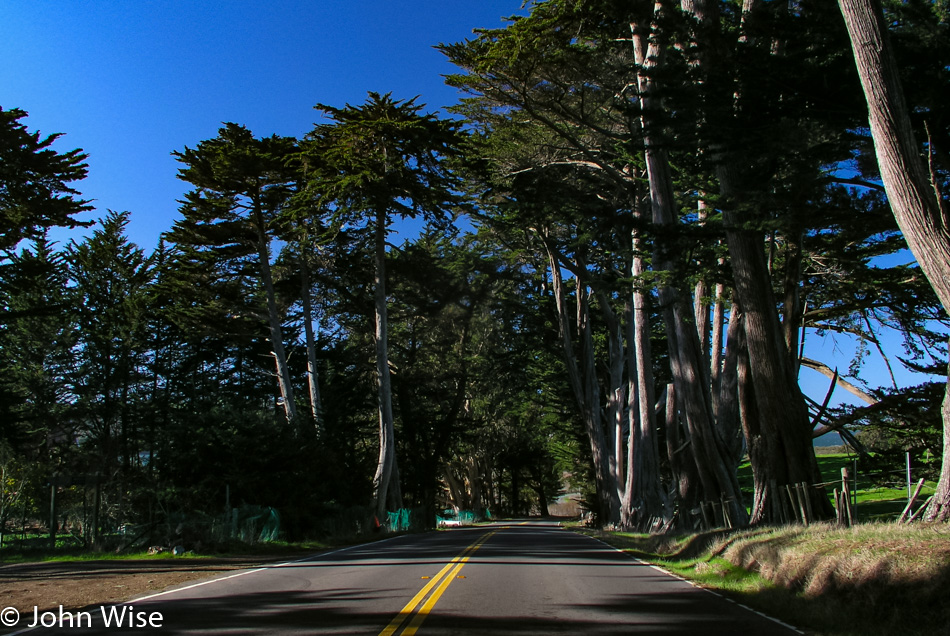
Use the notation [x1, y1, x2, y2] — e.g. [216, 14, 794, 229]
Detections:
[590, 522, 950, 636]
[716, 522, 950, 597]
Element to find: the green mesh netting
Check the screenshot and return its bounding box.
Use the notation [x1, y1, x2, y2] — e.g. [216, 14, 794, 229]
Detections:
[386, 508, 411, 532]
[230, 505, 280, 543]
[258, 507, 280, 542]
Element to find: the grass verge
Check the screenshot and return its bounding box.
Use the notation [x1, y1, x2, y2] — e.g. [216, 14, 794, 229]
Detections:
[583, 522, 950, 636]
[0, 538, 342, 566]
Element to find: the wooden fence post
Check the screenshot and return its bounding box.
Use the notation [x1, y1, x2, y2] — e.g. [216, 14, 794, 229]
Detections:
[801, 482, 814, 526]
[49, 484, 57, 550]
[833, 488, 843, 526]
[841, 467, 853, 527]
[898, 478, 926, 523]
[785, 484, 799, 524]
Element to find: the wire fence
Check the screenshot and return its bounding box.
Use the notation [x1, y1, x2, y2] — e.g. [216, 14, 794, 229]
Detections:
[684, 458, 939, 532]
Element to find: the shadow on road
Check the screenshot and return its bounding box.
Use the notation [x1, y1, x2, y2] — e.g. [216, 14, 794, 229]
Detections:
[55, 585, 793, 636]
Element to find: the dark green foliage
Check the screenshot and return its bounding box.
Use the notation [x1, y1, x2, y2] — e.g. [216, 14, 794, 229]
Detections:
[66, 211, 154, 471]
[0, 107, 92, 251]
[0, 235, 75, 453]
[302, 91, 467, 239]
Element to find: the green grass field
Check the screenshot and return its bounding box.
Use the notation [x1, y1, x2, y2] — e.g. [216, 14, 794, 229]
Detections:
[736, 451, 937, 521]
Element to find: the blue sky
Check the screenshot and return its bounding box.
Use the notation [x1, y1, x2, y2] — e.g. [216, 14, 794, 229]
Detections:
[2, 0, 526, 248]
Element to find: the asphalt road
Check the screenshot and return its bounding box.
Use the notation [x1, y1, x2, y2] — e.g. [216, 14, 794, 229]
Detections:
[4, 520, 801, 635]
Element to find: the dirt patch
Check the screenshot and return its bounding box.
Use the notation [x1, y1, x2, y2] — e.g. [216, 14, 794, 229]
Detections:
[0, 555, 309, 615]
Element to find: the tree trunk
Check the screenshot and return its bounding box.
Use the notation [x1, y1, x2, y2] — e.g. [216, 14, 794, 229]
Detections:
[387, 457, 403, 512]
[717, 303, 745, 466]
[679, 0, 832, 523]
[468, 457, 483, 515]
[720, 212, 831, 522]
[530, 465, 551, 517]
[662, 383, 701, 529]
[253, 206, 296, 423]
[299, 256, 323, 433]
[632, 17, 748, 527]
[621, 220, 668, 529]
[371, 209, 398, 519]
[710, 277, 727, 418]
[694, 202, 712, 372]
[782, 233, 804, 373]
[600, 293, 627, 510]
[734, 310, 775, 523]
[444, 464, 466, 511]
[837, 0, 950, 522]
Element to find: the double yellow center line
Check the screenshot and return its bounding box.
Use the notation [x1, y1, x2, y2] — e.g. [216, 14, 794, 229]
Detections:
[378, 530, 497, 636]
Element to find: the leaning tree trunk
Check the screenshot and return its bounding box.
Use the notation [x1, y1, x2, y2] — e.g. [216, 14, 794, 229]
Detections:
[253, 205, 296, 423]
[544, 239, 620, 525]
[371, 208, 398, 519]
[838, 0, 950, 522]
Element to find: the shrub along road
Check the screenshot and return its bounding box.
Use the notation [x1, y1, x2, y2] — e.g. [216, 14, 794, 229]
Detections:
[0, 521, 801, 635]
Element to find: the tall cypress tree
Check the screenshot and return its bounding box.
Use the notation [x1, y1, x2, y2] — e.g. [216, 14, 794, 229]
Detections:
[172, 125, 300, 423]
[303, 93, 464, 517]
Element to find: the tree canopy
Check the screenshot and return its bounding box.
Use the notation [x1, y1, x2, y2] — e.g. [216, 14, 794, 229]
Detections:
[0, 107, 91, 253]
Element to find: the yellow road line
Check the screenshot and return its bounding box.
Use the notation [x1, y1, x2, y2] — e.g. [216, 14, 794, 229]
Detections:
[378, 559, 463, 636]
[378, 530, 496, 636]
[400, 559, 468, 635]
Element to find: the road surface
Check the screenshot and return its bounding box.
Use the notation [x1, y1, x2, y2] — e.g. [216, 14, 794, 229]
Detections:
[3, 520, 801, 635]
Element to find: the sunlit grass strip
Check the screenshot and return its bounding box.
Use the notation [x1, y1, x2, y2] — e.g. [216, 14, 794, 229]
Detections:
[586, 523, 950, 636]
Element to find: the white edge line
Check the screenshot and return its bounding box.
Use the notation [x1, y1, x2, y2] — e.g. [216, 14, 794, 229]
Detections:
[129, 534, 404, 604]
[584, 533, 805, 635]
[1, 534, 404, 636]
